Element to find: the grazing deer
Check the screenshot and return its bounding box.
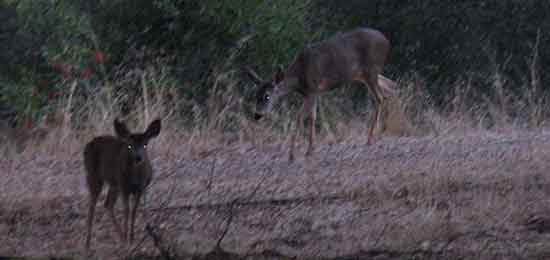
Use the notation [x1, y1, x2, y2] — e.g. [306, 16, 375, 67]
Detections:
[246, 28, 397, 161]
[84, 118, 161, 249]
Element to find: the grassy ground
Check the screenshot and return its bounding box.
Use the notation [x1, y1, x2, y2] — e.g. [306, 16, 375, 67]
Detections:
[1, 72, 549, 259]
[2, 123, 550, 259]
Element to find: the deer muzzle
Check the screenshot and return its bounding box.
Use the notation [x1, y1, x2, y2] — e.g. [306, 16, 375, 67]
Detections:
[253, 113, 264, 121]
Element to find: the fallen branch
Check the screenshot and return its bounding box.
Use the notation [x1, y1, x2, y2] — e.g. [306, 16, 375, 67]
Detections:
[145, 224, 173, 260]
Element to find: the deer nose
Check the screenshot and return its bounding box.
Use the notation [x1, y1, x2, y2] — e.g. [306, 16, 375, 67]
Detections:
[135, 154, 143, 162]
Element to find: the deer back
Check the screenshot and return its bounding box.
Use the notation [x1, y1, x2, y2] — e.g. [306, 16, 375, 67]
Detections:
[291, 28, 390, 91]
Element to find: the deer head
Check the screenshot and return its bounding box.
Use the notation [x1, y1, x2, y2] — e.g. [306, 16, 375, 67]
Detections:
[114, 119, 161, 164]
[246, 66, 292, 120]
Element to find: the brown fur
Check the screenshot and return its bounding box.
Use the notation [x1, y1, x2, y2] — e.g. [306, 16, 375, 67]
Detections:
[247, 28, 396, 161]
[84, 118, 161, 250]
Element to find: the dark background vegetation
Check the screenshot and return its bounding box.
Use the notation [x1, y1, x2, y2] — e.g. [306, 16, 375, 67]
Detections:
[0, 0, 548, 126]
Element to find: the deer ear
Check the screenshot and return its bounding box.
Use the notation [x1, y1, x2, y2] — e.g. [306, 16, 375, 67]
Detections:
[144, 119, 161, 139]
[274, 65, 285, 83]
[114, 119, 131, 139]
[244, 67, 263, 85]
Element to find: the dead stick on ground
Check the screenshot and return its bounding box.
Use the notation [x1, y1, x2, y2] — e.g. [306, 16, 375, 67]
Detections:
[206, 156, 217, 194]
[145, 224, 173, 260]
[215, 199, 237, 249]
[214, 170, 268, 249]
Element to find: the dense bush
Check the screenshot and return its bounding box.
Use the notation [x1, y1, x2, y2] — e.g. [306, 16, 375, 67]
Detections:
[0, 0, 548, 126]
[315, 0, 550, 103]
[0, 0, 314, 125]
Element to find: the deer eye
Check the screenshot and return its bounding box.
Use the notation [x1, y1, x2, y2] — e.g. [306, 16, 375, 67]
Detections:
[264, 94, 270, 101]
[128, 144, 133, 150]
[144, 144, 148, 149]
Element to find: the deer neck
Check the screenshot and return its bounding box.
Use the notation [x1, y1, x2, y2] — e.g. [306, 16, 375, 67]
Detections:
[128, 156, 151, 171]
[285, 52, 306, 95]
[128, 174, 151, 194]
[127, 159, 152, 193]
[272, 76, 298, 104]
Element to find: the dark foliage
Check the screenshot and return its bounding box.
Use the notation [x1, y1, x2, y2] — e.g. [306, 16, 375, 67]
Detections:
[0, 0, 547, 123]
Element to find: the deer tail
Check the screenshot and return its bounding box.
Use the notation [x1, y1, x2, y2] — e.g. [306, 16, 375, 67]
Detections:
[378, 74, 398, 98]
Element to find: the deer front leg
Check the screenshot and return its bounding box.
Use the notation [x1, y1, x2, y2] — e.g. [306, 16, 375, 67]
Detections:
[129, 193, 142, 243]
[122, 192, 130, 244]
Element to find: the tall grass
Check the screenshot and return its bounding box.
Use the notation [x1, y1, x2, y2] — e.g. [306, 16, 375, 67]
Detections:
[1, 48, 548, 159]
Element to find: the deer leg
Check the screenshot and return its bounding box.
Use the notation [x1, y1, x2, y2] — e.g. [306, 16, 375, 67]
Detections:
[122, 192, 130, 244]
[105, 186, 124, 243]
[305, 95, 317, 156]
[363, 72, 384, 145]
[373, 75, 387, 139]
[129, 192, 142, 243]
[85, 180, 103, 250]
[85, 195, 98, 250]
[290, 99, 307, 162]
[367, 94, 381, 145]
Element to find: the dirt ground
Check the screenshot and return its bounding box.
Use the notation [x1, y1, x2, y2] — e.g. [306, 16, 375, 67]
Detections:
[2, 129, 550, 259]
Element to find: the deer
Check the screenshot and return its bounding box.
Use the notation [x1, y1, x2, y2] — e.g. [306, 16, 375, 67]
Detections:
[84, 118, 161, 250]
[246, 27, 397, 161]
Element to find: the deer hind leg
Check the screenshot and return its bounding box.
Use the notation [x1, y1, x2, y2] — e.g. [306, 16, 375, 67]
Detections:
[367, 89, 382, 145]
[85, 178, 103, 250]
[289, 105, 304, 162]
[129, 192, 142, 243]
[362, 69, 384, 145]
[105, 186, 124, 243]
[305, 95, 317, 156]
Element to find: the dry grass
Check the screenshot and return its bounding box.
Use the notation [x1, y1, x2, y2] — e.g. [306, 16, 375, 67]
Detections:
[1, 71, 550, 259]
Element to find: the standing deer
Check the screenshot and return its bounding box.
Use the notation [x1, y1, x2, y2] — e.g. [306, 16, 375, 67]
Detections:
[246, 27, 397, 161]
[84, 118, 161, 249]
